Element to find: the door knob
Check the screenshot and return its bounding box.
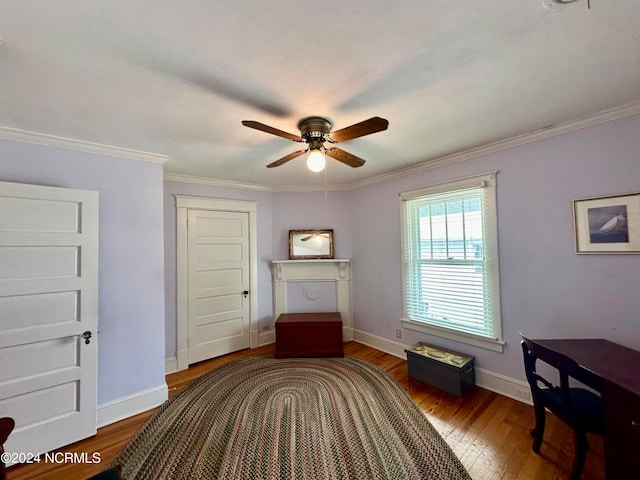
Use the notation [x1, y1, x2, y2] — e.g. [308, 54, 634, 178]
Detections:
[242, 290, 249, 298]
[82, 331, 92, 344]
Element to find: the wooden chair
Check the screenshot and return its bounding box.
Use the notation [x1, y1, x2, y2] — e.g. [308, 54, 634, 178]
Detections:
[520, 335, 604, 480]
[0, 417, 16, 480]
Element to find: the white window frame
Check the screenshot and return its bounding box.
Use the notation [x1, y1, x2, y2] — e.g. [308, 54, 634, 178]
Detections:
[400, 171, 504, 352]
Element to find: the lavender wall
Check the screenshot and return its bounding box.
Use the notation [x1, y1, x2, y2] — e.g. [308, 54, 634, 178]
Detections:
[163, 181, 273, 358]
[271, 191, 353, 260]
[162, 187, 352, 359]
[270, 190, 354, 327]
[5, 111, 635, 406]
[350, 113, 640, 380]
[0, 138, 166, 404]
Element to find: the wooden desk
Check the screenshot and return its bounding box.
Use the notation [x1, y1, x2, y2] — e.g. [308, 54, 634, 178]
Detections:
[530, 338, 640, 479]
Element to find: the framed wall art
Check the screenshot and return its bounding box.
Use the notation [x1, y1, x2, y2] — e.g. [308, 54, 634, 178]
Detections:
[573, 192, 640, 254]
[289, 229, 334, 259]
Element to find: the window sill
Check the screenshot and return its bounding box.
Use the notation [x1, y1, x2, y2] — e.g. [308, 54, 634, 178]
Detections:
[401, 318, 504, 353]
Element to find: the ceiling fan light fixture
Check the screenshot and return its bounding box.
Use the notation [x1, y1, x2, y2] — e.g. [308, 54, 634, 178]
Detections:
[242, 115, 388, 170]
[306, 149, 326, 172]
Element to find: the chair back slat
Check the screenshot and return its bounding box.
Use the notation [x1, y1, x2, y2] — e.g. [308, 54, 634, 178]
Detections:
[521, 336, 584, 415]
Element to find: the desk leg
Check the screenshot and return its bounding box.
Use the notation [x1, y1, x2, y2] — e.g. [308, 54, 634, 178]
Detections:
[602, 381, 640, 479]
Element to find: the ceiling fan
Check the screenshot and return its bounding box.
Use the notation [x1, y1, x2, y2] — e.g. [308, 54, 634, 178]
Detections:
[241, 116, 389, 171]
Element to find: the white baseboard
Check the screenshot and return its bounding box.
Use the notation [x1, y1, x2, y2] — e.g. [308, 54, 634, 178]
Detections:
[97, 384, 168, 428]
[352, 328, 408, 358]
[176, 348, 189, 372]
[165, 356, 178, 375]
[259, 331, 275, 345]
[352, 328, 532, 404]
[475, 367, 532, 405]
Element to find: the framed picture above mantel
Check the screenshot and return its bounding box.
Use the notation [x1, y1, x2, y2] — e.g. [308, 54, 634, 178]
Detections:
[573, 192, 640, 254]
[289, 229, 334, 259]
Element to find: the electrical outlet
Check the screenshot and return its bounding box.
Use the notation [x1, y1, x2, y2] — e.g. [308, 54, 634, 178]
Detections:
[515, 388, 531, 401]
[395, 329, 402, 339]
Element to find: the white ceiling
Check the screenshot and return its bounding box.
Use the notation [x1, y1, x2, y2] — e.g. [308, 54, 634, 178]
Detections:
[1, 0, 639, 189]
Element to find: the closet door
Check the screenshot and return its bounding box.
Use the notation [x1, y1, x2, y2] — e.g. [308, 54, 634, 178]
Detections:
[0, 181, 98, 463]
[187, 209, 250, 364]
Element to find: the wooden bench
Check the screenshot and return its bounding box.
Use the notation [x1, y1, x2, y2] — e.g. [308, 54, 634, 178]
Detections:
[275, 312, 344, 358]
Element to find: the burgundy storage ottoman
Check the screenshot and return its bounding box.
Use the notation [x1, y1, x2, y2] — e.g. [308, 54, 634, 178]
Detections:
[275, 312, 344, 358]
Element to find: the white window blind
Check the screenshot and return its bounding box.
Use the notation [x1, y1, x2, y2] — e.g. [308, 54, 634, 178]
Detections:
[400, 172, 503, 352]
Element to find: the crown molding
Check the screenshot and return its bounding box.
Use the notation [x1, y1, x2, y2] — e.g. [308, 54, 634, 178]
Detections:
[163, 172, 353, 192]
[347, 100, 640, 190]
[4, 100, 638, 191]
[164, 100, 640, 192]
[269, 183, 352, 193]
[0, 126, 168, 165]
[163, 172, 272, 191]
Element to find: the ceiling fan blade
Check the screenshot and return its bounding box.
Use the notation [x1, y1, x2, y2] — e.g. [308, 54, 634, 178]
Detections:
[325, 148, 366, 168]
[328, 117, 389, 143]
[266, 150, 306, 168]
[121, 45, 291, 117]
[242, 121, 303, 142]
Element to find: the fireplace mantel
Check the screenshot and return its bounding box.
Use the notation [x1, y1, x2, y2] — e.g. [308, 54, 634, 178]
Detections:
[271, 259, 351, 340]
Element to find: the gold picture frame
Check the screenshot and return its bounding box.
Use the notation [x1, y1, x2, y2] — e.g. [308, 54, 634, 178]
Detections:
[573, 192, 640, 254]
[288, 229, 334, 259]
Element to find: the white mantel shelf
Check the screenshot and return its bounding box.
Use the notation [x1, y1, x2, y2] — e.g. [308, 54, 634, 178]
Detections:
[271, 259, 352, 341]
[272, 259, 350, 263]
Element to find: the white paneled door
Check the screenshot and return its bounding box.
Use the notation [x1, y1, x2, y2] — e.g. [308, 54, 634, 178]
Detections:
[187, 210, 250, 364]
[0, 181, 98, 463]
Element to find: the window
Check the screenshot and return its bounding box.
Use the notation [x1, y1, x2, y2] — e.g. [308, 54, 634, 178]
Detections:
[400, 172, 503, 352]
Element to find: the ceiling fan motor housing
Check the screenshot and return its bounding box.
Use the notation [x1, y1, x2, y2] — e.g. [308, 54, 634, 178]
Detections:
[298, 116, 332, 143]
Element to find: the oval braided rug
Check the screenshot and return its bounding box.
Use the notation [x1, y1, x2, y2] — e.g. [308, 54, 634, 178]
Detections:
[114, 355, 471, 480]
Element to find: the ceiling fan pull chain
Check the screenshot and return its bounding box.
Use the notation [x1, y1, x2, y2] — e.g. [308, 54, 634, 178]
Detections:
[324, 163, 328, 199]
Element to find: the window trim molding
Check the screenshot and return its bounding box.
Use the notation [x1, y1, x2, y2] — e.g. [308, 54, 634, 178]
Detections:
[400, 171, 504, 353]
[401, 319, 505, 352]
[399, 171, 497, 200]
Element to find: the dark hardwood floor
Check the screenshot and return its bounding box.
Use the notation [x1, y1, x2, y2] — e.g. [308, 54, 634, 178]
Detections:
[7, 341, 605, 479]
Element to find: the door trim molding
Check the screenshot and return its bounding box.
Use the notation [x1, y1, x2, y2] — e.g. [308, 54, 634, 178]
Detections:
[175, 195, 258, 372]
